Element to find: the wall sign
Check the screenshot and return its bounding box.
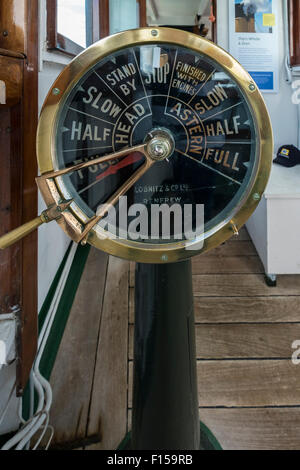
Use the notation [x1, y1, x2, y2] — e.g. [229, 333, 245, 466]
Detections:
[229, 0, 280, 93]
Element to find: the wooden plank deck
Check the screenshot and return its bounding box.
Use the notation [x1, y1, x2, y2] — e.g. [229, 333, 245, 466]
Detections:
[128, 323, 300, 359]
[48, 249, 129, 450]
[48, 227, 300, 450]
[127, 227, 300, 450]
[49, 248, 108, 447]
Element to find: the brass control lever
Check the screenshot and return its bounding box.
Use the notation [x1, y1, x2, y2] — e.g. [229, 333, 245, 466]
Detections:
[0, 200, 73, 250]
[0, 138, 168, 250]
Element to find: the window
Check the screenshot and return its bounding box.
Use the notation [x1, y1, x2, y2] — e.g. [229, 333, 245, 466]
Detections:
[57, 0, 88, 48]
[47, 0, 106, 56]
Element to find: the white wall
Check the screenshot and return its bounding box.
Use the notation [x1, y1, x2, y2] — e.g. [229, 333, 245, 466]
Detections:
[217, 0, 298, 151]
[38, 1, 71, 311]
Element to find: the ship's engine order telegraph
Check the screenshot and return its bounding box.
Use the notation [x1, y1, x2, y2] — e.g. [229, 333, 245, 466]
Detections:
[0, 28, 273, 450]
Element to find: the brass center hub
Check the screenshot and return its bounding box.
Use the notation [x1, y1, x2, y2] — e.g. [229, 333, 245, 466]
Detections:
[145, 129, 175, 162]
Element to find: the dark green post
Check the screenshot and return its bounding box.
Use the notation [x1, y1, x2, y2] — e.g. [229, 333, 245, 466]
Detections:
[131, 260, 200, 450]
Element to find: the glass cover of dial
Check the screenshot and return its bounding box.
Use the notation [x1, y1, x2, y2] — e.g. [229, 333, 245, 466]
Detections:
[56, 44, 257, 244]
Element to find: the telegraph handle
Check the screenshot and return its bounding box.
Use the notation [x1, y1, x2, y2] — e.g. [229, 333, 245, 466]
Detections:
[0, 138, 168, 250]
[0, 142, 146, 250]
[0, 216, 44, 250]
[0, 200, 73, 250]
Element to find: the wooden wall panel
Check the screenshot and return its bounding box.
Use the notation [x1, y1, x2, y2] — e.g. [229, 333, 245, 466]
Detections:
[0, 0, 38, 395]
[0, 56, 23, 105]
[18, 0, 39, 395]
[0, 56, 23, 316]
[0, 1, 27, 54]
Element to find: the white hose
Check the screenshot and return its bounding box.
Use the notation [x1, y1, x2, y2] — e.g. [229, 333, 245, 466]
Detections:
[1, 243, 77, 450]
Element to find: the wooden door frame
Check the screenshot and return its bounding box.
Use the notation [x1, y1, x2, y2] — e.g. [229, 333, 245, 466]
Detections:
[138, 0, 147, 27]
[288, 0, 300, 67]
[100, 0, 110, 38]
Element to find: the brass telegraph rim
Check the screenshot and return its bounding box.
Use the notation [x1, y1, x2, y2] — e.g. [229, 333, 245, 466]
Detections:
[36, 27, 273, 263]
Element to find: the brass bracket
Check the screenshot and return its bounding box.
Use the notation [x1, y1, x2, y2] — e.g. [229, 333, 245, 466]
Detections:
[230, 220, 239, 237]
[40, 200, 73, 224]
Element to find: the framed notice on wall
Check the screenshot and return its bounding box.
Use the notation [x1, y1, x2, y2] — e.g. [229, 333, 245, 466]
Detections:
[229, 0, 279, 93]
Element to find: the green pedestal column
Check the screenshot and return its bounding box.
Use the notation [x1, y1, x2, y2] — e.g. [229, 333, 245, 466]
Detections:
[131, 260, 200, 450]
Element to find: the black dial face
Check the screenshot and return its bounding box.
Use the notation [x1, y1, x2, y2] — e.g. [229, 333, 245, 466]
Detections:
[56, 44, 257, 244]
